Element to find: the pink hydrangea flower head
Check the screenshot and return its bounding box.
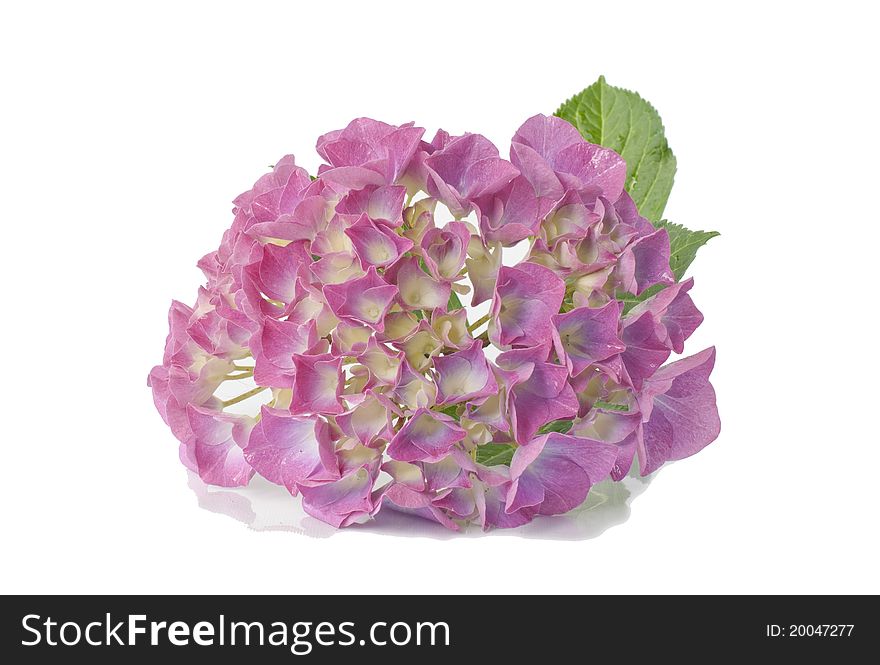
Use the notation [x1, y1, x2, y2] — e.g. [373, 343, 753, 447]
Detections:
[149, 111, 719, 532]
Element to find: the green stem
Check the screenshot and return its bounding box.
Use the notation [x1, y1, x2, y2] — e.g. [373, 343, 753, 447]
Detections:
[223, 370, 254, 381]
[221, 386, 268, 408]
[467, 313, 490, 333]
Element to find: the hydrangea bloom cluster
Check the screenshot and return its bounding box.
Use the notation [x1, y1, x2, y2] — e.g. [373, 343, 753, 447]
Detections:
[148, 114, 720, 530]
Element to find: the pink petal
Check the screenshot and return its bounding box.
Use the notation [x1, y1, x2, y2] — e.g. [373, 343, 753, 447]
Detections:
[344, 213, 413, 268]
[289, 353, 345, 415]
[243, 407, 339, 493]
[552, 301, 625, 376]
[638, 348, 720, 475]
[187, 406, 256, 487]
[507, 432, 617, 515]
[387, 409, 467, 462]
[433, 340, 498, 405]
[322, 266, 398, 331]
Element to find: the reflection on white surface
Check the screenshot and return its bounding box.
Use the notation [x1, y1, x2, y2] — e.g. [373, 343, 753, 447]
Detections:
[188, 469, 653, 541]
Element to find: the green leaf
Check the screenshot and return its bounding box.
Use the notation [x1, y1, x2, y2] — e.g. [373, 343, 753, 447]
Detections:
[616, 284, 665, 315]
[436, 405, 461, 421]
[594, 401, 629, 412]
[447, 290, 464, 311]
[537, 419, 574, 435]
[476, 443, 516, 467]
[556, 76, 677, 222]
[655, 220, 720, 281]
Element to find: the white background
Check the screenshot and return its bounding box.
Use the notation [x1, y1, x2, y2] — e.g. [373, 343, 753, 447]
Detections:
[1, 0, 878, 595]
